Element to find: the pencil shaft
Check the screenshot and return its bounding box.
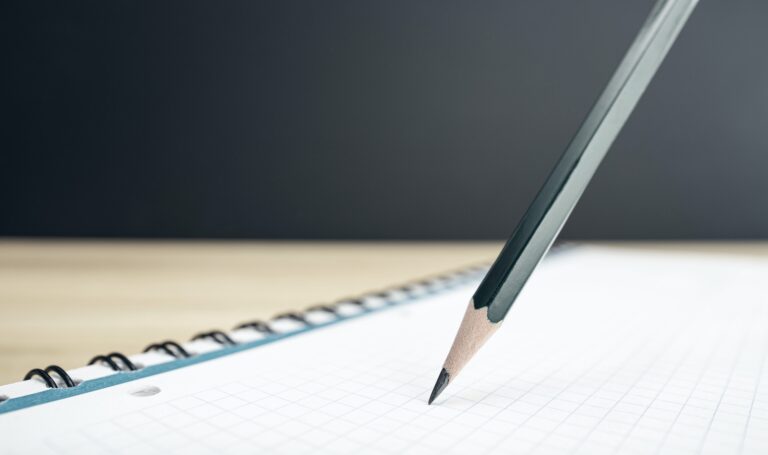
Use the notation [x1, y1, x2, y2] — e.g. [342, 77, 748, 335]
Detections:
[429, 0, 700, 405]
[474, 0, 699, 323]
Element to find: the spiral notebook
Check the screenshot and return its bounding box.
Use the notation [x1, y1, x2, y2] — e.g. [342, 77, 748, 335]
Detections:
[2, 246, 768, 454]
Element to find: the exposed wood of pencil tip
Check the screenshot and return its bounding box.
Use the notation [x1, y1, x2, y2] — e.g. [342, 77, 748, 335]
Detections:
[428, 300, 500, 404]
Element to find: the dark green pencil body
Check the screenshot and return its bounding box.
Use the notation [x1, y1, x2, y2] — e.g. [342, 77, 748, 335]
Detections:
[429, 0, 699, 404]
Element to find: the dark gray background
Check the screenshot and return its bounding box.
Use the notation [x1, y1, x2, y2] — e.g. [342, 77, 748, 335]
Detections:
[2, 1, 766, 240]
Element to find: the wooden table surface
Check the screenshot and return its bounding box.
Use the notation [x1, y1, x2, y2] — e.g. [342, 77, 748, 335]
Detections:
[1, 240, 766, 385]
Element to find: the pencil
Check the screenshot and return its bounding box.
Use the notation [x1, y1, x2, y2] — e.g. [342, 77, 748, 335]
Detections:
[428, 0, 699, 405]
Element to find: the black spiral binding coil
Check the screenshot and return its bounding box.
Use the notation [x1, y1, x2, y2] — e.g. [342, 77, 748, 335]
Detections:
[192, 330, 238, 346]
[143, 340, 191, 358]
[235, 320, 275, 334]
[371, 290, 398, 301]
[227, 263, 491, 342]
[23, 365, 77, 389]
[18, 261, 490, 389]
[271, 312, 311, 325]
[88, 352, 138, 371]
[305, 304, 338, 315]
[338, 297, 365, 306]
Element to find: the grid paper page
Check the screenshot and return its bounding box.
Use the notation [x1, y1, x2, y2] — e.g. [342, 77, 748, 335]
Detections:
[2, 246, 768, 454]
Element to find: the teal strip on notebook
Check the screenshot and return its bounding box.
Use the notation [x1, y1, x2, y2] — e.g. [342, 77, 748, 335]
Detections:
[0, 273, 483, 415]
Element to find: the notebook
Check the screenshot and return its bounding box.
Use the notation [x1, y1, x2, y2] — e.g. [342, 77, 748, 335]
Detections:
[1, 245, 767, 454]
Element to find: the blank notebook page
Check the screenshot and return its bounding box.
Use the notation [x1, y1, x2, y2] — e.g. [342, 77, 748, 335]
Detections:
[2, 246, 768, 455]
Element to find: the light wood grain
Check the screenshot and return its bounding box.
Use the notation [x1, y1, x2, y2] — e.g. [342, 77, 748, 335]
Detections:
[1, 240, 766, 385]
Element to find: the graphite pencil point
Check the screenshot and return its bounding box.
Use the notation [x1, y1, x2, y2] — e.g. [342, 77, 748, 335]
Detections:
[428, 368, 450, 405]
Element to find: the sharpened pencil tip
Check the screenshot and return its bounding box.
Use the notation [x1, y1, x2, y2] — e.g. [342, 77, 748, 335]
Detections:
[428, 368, 450, 405]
